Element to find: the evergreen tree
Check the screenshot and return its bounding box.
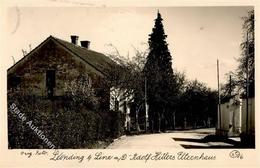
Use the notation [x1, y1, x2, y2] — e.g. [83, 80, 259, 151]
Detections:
[144, 11, 174, 132]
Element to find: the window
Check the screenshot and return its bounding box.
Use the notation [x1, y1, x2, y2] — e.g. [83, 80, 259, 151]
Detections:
[46, 70, 55, 98]
[8, 75, 21, 89]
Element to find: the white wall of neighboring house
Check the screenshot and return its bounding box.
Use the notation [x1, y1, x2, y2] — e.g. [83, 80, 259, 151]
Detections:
[219, 98, 241, 136]
[241, 98, 255, 135]
[110, 87, 134, 131]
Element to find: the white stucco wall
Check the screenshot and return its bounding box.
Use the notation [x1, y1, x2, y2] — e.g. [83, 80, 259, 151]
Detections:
[109, 87, 134, 130]
[219, 98, 241, 136]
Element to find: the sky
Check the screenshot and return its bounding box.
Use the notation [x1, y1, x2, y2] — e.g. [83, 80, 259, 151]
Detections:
[5, 6, 253, 89]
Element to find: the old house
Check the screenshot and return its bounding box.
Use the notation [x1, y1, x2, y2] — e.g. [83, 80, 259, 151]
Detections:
[217, 94, 255, 147]
[7, 35, 129, 148]
[8, 35, 115, 103]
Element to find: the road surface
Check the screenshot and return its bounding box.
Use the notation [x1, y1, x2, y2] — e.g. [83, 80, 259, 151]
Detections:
[107, 128, 238, 149]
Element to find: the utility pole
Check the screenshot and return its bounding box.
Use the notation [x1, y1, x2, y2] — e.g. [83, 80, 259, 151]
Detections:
[229, 75, 232, 96]
[136, 106, 140, 133]
[217, 59, 221, 131]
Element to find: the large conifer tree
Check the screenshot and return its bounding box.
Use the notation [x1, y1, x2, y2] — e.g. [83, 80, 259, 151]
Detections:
[144, 11, 174, 132]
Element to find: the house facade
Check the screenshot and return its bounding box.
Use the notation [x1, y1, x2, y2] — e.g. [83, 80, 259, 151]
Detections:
[218, 96, 241, 136]
[109, 87, 135, 132]
[217, 95, 255, 147]
[8, 35, 115, 104]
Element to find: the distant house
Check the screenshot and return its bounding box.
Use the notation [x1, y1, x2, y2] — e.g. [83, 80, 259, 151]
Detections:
[218, 93, 255, 146]
[218, 95, 241, 136]
[110, 87, 135, 132]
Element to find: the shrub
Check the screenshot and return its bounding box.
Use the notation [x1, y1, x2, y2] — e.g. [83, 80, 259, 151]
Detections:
[8, 75, 126, 149]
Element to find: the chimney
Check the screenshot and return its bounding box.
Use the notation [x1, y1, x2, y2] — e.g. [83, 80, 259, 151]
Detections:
[71, 35, 79, 45]
[80, 40, 90, 49]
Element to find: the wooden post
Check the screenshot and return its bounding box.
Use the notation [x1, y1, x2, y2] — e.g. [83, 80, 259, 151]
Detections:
[229, 75, 232, 96]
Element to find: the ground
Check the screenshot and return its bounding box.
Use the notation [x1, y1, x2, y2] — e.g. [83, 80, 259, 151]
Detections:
[107, 128, 240, 149]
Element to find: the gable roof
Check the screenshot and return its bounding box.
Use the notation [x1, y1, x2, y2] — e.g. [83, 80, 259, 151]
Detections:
[52, 37, 116, 75]
[8, 36, 116, 76]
